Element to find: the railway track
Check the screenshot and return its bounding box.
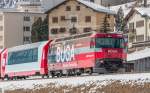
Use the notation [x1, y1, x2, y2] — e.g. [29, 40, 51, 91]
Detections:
[0, 72, 140, 83]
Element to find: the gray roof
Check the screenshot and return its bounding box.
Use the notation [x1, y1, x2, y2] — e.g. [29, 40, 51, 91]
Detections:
[46, 0, 116, 15]
[78, 0, 116, 15]
[135, 7, 150, 17]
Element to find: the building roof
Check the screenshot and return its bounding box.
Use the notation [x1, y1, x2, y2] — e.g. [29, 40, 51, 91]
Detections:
[135, 7, 150, 17]
[125, 7, 150, 22]
[111, 1, 135, 17]
[0, 8, 44, 14]
[127, 48, 150, 61]
[45, 0, 116, 15]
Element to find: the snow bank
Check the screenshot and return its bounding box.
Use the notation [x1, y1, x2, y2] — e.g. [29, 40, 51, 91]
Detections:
[0, 73, 150, 90]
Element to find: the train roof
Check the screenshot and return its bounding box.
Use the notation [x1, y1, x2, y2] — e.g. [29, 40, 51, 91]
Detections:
[7, 41, 49, 52]
[54, 32, 124, 42]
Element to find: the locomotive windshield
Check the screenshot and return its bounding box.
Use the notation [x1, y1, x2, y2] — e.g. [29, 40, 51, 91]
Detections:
[95, 38, 124, 48]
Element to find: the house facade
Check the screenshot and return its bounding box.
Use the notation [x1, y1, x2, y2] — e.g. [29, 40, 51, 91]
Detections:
[0, 10, 46, 49]
[46, 0, 116, 40]
[126, 8, 150, 52]
[0, 0, 47, 49]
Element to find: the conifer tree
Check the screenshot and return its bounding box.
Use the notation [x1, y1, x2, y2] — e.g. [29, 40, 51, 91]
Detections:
[31, 17, 48, 43]
[115, 7, 125, 32]
[38, 16, 48, 41]
[100, 14, 111, 33]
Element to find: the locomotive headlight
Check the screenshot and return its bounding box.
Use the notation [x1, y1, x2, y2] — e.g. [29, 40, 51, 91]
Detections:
[100, 60, 104, 63]
[123, 59, 126, 63]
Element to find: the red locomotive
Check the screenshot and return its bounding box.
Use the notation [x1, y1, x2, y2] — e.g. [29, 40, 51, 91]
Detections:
[48, 32, 127, 77]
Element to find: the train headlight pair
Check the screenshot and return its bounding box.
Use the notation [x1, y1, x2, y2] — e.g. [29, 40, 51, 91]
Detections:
[96, 59, 104, 63]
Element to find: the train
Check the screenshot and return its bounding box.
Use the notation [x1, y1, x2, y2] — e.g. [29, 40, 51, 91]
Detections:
[0, 41, 51, 80]
[0, 32, 127, 80]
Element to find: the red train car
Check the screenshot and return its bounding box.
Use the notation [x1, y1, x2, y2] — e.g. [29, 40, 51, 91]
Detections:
[48, 32, 127, 77]
[0, 49, 5, 78]
[0, 41, 50, 80]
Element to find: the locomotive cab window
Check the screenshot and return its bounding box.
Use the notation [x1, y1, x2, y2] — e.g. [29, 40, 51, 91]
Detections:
[95, 38, 124, 48]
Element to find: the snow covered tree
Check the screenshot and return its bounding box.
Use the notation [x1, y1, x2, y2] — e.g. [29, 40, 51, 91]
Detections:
[115, 7, 126, 32]
[31, 17, 48, 43]
[100, 14, 111, 33]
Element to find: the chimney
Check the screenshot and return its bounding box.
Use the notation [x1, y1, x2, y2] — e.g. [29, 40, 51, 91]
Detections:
[144, 0, 147, 7]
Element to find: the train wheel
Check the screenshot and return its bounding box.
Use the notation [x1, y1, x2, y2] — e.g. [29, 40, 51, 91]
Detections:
[51, 72, 55, 78]
[56, 73, 61, 78]
[42, 75, 45, 79]
[4, 75, 10, 80]
[88, 68, 93, 75]
[23, 77, 26, 79]
[51, 74, 54, 78]
[46, 75, 49, 78]
[1, 78, 4, 80]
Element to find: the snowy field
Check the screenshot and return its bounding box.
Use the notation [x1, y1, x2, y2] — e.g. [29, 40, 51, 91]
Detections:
[1, 73, 150, 90]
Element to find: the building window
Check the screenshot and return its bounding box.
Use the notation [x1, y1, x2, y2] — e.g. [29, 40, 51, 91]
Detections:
[52, 17, 58, 23]
[66, 6, 71, 11]
[24, 16, 30, 21]
[76, 6, 80, 11]
[129, 36, 135, 43]
[149, 23, 150, 29]
[23, 26, 30, 31]
[85, 16, 91, 22]
[59, 28, 66, 33]
[0, 46, 3, 49]
[71, 17, 77, 22]
[0, 16, 3, 21]
[51, 28, 58, 34]
[0, 36, 3, 41]
[107, 14, 110, 18]
[69, 27, 77, 34]
[136, 20, 144, 28]
[61, 16, 65, 21]
[84, 28, 92, 32]
[0, 26, 3, 31]
[24, 36, 30, 42]
[129, 22, 134, 30]
[136, 35, 144, 42]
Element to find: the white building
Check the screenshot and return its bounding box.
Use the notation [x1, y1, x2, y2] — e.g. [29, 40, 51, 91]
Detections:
[126, 7, 150, 52]
[0, 0, 46, 49]
[0, 9, 46, 49]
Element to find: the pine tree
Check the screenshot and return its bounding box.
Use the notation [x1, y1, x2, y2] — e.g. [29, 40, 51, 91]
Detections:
[115, 7, 125, 32]
[31, 17, 48, 43]
[39, 16, 48, 41]
[100, 14, 111, 33]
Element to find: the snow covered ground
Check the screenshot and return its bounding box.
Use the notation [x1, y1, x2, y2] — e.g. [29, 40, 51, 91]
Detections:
[1, 73, 150, 90]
